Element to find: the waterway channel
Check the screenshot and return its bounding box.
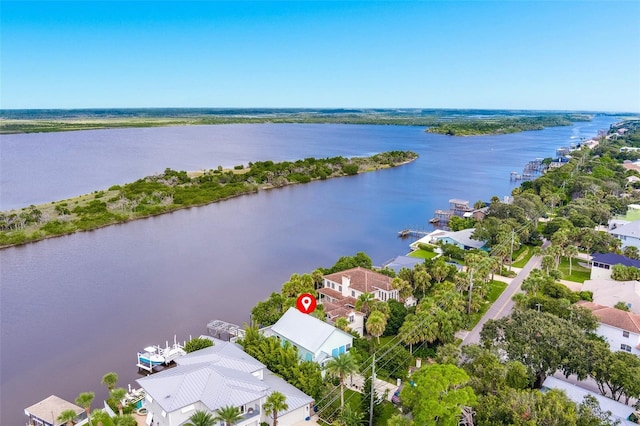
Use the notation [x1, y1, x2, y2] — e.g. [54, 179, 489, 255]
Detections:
[0, 116, 618, 424]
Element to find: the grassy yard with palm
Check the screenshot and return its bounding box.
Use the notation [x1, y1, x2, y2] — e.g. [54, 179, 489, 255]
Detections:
[558, 257, 591, 283]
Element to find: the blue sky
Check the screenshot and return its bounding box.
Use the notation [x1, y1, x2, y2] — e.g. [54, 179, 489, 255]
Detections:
[1, 1, 639, 111]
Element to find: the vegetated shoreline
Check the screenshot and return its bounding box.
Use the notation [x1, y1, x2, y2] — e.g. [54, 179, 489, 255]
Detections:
[0, 110, 594, 135]
[0, 151, 418, 248]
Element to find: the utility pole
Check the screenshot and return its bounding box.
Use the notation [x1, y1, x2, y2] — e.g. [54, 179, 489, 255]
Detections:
[369, 353, 376, 426]
[509, 230, 515, 272]
[467, 269, 474, 315]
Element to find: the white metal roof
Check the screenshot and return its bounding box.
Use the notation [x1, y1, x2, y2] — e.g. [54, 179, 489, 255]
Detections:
[270, 307, 351, 354]
[176, 338, 265, 373]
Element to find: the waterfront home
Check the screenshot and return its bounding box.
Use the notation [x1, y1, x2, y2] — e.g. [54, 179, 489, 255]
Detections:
[609, 219, 640, 250]
[410, 228, 486, 251]
[576, 301, 640, 357]
[542, 377, 637, 425]
[137, 338, 313, 426]
[381, 255, 424, 274]
[24, 395, 87, 426]
[319, 266, 409, 335]
[590, 252, 640, 280]
[262, 307, 353, 366]
[581, 279, 640, 314]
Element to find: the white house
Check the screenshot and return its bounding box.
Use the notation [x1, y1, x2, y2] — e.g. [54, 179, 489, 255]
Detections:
[137, 338, 313, 426]
[263, 307, 354, 366]
[576, 301, 640, 357]
[609, 219, 640, 250]
[410, 228, 486, 251]
[590, 252, 640, 280]
[318, 267, 411, 335]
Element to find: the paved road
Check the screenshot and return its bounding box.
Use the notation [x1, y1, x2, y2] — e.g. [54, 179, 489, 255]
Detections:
[460, 253, 542, 346]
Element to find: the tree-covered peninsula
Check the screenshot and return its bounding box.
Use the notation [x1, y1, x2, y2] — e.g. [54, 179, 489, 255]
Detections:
[426, 114, 592, 136]
[0, 151, 417, 247]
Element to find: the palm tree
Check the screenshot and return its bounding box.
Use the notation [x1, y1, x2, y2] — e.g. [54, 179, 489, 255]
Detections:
[75, 392, 95, 426]
[325, 352, 358, 410]
[185, 410, 216, 426]
[355, 292, 375, 318]
[365, 311, 387, 344]
[335, 317, 350, 332]
[57, 409, 77, 426]
[212, 405, 243, 426]
[113, 415, 137, 426]
[565, 245, 579, 275]
[263, 391, 288, 426]
[110, 388, 127, 416]
[101, 372, 118, 392]
[90, 410, 110, 426]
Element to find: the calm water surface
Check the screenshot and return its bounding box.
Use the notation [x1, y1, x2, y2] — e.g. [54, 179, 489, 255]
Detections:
[0, 117, 617, 424]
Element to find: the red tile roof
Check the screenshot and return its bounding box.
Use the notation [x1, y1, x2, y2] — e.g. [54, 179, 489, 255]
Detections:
[323, 267, 393, 293]
[576, 301, 640, 333]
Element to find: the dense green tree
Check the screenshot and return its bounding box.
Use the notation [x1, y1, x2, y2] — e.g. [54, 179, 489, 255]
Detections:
[281, 273, 316, 298]
[399, 364, 477, 426]
[324, 252, 373, 274]
[184, 337, 214, 353]
[481, 309, 585, 387]
[384, 299, 408, 336]
[263, 391, 288, 426]
[185, 410, 216, 426]
[112, 415, 137, 426]
[623, 245, 640, 260]
[325, 353, 359, 410]
[387, 414, 414, 426]
[360, 374, 382, 425]
[251, 292, 288, 326]
[337, 405, 363, 426]
[576, 395, 621, 426]
[213, 405, 244, 426]
[335, 317, 349, 332]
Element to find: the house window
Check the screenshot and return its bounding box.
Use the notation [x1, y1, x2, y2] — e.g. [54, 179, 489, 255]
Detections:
[623, 330, 630, 338]
[332, 348, 339, 357]
[339, 285, 342, 292]
[339, 345, 345, 354]
[348, 315, 354, 323]
[346, 343, 351, 351]
[620, 344, 632, 352]
[331, 283, 335, 289]
[305, 353, 312, 361]
[351, 290, 355, 297]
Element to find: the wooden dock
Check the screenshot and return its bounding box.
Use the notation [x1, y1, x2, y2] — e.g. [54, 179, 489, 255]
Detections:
[398, 229, 429, 238]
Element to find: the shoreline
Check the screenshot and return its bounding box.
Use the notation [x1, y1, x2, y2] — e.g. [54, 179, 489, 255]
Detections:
[0, 154, 418, 249]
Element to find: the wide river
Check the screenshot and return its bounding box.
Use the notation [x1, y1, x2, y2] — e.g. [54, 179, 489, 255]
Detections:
[0, 116, 618, 424]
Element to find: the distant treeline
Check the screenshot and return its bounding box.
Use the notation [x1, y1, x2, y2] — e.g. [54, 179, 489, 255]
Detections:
[0, 151, 417, 247]
[0, 109, 595, 134]
[426, 114, 592, 136]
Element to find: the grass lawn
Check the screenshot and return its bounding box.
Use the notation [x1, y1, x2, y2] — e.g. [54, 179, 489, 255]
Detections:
[467, 280, 508, 328]
[408, 249, 438, 259]
[558, 257, 591, 283]
[512, 245, 535, 268]
[317, 388, 398, 426]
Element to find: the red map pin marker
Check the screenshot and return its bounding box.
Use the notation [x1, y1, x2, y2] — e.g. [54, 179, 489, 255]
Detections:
[296, 293, 317, 314]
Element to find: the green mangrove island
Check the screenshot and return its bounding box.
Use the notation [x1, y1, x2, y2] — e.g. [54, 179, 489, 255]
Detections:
[0, 108, 593, 135]
[425, 114, 592, 136]
[0, 151, 417, 247]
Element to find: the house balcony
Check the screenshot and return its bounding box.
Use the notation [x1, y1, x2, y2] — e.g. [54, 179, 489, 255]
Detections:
[241, 404, 260, 421]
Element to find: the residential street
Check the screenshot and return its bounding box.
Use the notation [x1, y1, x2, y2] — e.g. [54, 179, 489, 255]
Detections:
[459, 253, 543, 346]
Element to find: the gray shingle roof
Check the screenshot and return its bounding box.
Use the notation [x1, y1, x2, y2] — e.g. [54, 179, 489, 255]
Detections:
[270, 307, 351, 354]
[382, 256, 424, 273]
